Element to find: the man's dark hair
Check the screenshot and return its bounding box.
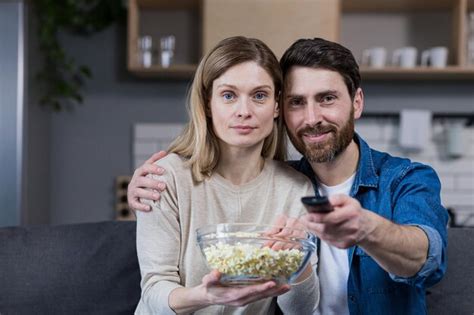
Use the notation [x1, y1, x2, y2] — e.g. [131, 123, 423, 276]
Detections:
[280, 38, 361, 99]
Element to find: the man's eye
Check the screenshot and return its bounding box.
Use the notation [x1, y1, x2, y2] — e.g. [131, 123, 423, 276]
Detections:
[288, 98, 303, 106]
[322, 95, 336, 103]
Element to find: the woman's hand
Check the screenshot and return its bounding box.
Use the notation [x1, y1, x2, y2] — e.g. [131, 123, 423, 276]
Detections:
[202, 270, 290, 306]
[169, 270, 290, 314]
[127, 151, 168, 211]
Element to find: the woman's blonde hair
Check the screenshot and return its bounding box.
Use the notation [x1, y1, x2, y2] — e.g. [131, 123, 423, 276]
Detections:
[168, 36, 287, 182]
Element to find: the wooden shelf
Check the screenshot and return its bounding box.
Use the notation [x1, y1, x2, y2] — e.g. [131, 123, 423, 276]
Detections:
[129, 64, 196, 78]
[135, 0, 198, 9]
[342, 0, 455, 12]
[360, 66, 474, 80]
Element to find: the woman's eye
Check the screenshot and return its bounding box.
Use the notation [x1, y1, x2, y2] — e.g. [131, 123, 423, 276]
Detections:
[222, 92, 235, 101]
[254, 92, 268, 101]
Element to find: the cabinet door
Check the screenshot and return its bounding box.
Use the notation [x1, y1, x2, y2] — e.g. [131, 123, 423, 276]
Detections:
[202, 0, 340, 58]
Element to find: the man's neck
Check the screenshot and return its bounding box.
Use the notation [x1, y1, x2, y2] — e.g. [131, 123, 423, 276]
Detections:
[309, 140, 360, 187]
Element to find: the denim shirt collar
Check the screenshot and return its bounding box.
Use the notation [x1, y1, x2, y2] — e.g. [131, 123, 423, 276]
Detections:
[350, 133, 379, 196]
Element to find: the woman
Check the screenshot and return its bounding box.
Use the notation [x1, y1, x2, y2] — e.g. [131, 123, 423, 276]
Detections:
[135, 36, 318, 315]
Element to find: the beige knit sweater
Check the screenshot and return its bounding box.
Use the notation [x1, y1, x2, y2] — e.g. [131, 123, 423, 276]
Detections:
[135, 153, 319, 315]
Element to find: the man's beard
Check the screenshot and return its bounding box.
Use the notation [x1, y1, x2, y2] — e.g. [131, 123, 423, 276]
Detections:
[288, 113, 355, 163]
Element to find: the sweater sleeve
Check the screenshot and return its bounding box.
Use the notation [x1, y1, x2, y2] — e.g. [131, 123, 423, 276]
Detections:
[276, 166, 319, 313]
[135, 159, 183, 315]
[277, 255, 319, 314]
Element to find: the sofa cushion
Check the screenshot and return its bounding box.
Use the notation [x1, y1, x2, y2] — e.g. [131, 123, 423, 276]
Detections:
[426, 227, 474, 314]
[0, 221, 141, 315]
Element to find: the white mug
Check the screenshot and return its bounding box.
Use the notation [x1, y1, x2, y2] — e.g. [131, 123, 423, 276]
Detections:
[446, 122, 465, 158]
[421, 46, 448, 68]
[362, 47, 387, 68]
[392, 47, 418, 68]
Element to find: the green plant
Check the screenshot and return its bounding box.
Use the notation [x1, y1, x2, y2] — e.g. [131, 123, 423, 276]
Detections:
[34, 0, 125, 111]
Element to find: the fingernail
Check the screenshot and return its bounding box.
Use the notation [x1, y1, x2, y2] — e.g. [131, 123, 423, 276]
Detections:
[153, 193, 160, 199]
[158, 183, 166, 190]
[156, 168, 164, 174]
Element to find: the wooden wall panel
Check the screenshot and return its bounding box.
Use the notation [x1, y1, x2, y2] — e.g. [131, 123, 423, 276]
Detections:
[202, 0, 340, 58]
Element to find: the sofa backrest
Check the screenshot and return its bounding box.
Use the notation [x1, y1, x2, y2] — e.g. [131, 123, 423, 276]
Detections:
[0, 221, 141, 315]
[426, 227, 474, 314]
[1, 223, 472, 314]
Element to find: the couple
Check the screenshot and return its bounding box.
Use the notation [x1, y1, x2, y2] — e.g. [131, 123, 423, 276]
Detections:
[130, 36, 448, 315]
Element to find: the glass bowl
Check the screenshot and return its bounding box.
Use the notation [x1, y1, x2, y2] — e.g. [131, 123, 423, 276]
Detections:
[196, 223, 316, 286]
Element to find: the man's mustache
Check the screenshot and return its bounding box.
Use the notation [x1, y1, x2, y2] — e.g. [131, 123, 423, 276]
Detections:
[297, 124, 337, 138]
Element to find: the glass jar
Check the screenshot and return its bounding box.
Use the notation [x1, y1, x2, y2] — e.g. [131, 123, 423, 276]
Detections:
[138, 35, 153, 68]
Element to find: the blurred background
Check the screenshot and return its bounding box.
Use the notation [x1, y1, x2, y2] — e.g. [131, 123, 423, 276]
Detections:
[1, 0, 473, 227]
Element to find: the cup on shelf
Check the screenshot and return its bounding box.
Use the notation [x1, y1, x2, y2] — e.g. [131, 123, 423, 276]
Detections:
[421, 46, 449, 68]
[361, 47, 387, 68]
[138, 35, 153, 68]
[445, 121, 465, 158]
[160, 35, 176, 68]
[392, 47, 418, 68]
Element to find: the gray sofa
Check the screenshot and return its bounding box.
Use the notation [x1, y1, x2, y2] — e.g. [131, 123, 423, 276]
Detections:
[0, 221, 472, 314]
[0, 221, 141, 315]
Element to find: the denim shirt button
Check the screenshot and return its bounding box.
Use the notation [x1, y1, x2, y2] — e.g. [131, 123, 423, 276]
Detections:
[349, 295, 356, 303]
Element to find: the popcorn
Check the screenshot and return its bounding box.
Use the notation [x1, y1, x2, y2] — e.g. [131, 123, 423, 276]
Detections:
[202, 242, 304, 280]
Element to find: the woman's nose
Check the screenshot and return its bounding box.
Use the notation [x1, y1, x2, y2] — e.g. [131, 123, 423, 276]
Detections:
[236, 98, 251, 118]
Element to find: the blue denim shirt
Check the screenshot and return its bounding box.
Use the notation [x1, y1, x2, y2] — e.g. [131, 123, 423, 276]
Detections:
[288, 133, 448, 315]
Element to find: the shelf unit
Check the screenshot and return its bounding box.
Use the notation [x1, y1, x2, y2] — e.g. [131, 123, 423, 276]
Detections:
[128, 0, 474, 80]
[127, 0, 339, 78]
[127, 0, 200, 78]
[341, 0, 474, 80]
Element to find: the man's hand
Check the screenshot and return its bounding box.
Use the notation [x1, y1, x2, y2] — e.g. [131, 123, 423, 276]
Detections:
[301, 194, 429, 277]
[301, 194, 374, 249]
[128, 151, 168, 212]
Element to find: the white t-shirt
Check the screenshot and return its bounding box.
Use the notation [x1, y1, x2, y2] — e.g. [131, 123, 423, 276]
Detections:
[314, 173, 355, 315]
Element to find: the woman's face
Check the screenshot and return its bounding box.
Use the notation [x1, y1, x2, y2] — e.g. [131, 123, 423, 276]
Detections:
[209, 61, 279, 151]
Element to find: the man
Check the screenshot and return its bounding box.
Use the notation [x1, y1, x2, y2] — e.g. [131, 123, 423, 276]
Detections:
[127, 38, 448, 314]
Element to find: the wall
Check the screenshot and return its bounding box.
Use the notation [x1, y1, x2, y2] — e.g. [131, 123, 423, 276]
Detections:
[45, 25, 189, 224]
[25, 3, 51, 225]
[0, 1, 25, 227]
[25, 16, 474, 225]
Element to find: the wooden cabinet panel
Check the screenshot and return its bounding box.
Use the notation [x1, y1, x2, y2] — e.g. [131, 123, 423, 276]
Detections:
[202, 0, 340, 58]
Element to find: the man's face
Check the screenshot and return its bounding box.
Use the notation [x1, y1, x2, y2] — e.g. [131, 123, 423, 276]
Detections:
[283, 67, 362, 163]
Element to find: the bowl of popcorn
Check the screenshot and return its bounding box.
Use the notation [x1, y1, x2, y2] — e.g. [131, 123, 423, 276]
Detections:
[196, 223, 316, 286]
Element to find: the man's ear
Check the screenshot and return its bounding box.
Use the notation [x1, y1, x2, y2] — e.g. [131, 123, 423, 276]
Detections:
[353, 88, 364, 120]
